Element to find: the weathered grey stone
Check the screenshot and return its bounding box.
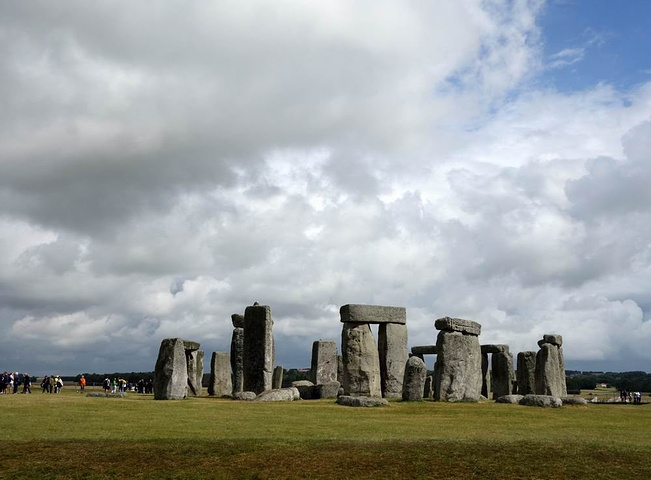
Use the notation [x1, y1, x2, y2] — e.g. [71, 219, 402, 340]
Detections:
[378, 323, 408, 398]
[340, 304, 406, 324]
[234, 391, 256, 401]
[491, 351, 515, 400]
[496, 394, 523, 404]
[316, 381, 341, 399]
[433, 330, 482, 402]
[341, 322, 381, 397]
[296, 385, 317, 399]
[208, 352, 232, 397]
[243, 305, 274, 394]
[183, 340, 200, 351]
[535, 343, 567, 397]
[516, 351, 537, 395]
[402, 356, 427, 401]
[481, 344, 509, 354]
[519, 394, 562, 408]
[412, 345, 438, 355]
[543, 334, 563, 347]
[186, 350, 201, 396]
[561, 396, 587, 406]
[231, 313, 245, 329]
[336, 395, 389, 407]
[230, 327, 244, 394]
[481, 353, 491, 398]
[291, 380, 314, 387]
[310, 340, 338, 385]
[254, 388, 297, 402]
[435, 317, 481, 336]
[337, 354, 343, 384]
[154, 338, 188, 400]
[424, 375, 433, 399]
[272, 365, 284, 390]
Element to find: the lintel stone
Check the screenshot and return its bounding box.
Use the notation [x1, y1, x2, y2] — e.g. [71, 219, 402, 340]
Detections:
[434, 317, 481, 336]
[412, 345, 438, 355]
[340, 304, 406, 324]
[481, 344, 509, 354]
[183, 340, 200, 351]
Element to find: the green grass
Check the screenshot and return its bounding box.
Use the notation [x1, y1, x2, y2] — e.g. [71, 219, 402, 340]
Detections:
[1, 388, 650, 479]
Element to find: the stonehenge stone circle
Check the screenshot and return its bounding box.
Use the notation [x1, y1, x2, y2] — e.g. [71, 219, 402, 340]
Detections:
[535, 335, 567, 397]
[433, 318, 482, 402]
[243, 305, 275, 395]
[272, 365, 284, 390]
[336, 395, 389, 407]
[340, 304, 406, 324]
[208, 351, 232, 397]
[378, 323, 409, 398]
[491, 347, 515, 400]
[310, 340, 338, 385]
[230, 325, 244, 395]
[516, 351, 537, 395]
[154, 338, 190, 400]
[341, 322, 382, 397]
[402, 356, 427, 401]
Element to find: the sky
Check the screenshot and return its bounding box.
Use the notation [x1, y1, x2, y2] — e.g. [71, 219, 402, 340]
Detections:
[2, 0, 651, 376]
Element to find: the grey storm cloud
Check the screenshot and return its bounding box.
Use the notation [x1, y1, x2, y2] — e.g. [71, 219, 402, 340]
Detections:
[1, 1, 651, 375]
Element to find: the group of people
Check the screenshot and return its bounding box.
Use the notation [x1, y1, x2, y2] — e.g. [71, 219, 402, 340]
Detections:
[1, 371, 32, 394]
[40, 375, 64, 393]
[100, 377, 154, 394]
[620, 389, 643, 404]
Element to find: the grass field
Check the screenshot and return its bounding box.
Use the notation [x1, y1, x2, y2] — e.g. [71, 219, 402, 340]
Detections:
[1, 387, 650, 479]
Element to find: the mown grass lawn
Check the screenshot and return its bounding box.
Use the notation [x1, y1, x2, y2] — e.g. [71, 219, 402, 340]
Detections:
[1, 388, 649, 479]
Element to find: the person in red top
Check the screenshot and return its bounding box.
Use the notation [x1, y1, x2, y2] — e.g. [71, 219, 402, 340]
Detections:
[79, 375, 86, 393]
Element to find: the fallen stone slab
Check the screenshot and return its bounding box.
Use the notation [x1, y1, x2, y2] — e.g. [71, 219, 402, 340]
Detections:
[234, 391, 257, 401]
[480, 344, 509, 354]
[496, 394, 523, 404]
[336, 395, 389, 407]
[519, 394, 562, 408]
[316, 381, 341, 399]
[291, 380, 314, 387]
[254, 388, 298, 402]
[561, 396, 588, 406]
[340, 304, 406, 324]
[435, 317, 481, 336]
[412, 345, 438, 355]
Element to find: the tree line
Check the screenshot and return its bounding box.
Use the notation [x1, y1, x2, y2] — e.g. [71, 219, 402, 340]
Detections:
[566, 371, 651, 391]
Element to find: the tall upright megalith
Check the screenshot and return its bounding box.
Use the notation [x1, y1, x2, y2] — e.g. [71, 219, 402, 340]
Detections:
[433, 317, 482, 402]
[340, 304, 407, 398]
[208, 351, 232, 397]
[186, 348, 204, 397]
[535, 334, 566, 397]
[243, 305, 274, 394]
[273, 365, 284, 390]
[402, 356, 427, 401]
[310, 340, 338, 385]
[490, 346, 514, 399]
[481, 351, 491, 398]
[378, 323, 409, 398]
[341, 322, 381, 397]
[154, 338, 190, 400]
[517, 351, 536, 395]
[230, 314, 245, 395]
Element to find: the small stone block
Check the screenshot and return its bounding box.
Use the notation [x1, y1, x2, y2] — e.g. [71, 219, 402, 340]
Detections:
[542, 334, 563, 347]
[336, 395, 389, 407]
[231, 314, 245, 328]
[340, 304, 406, 324]
[183, 340, 201, 351]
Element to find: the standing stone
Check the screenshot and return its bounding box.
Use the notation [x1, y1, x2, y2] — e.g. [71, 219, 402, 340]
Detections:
[378, 323, 409, 398]
[310, 340, 338, 385]
[243, 305, 274, 394]
[433, 318, 482, 402]
[558, 346, 567, 397]
[481, 353, 491, 398]
[154, 338, 188, 400]
[491, 349, 515, 400]
[337, 354, 343, 384]
[273, 365, 284, 390]
[535, 341, 567, 397]
[186, 350, 203, 396]
[424, 375, 434, 399]
[341, 322, 381, 397]
[402, 356, 427, 401]
[208, 352, 232, 397]
[517, 351, 537, 395]
[230, 327, 244, 394]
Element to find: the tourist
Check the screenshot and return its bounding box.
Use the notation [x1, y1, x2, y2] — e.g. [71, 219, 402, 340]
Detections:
[620, 389, 627, 403]
[111, 377, 118, 394]
[103, 377, 111, 393]
[13, 372, 21, 394]
[48, 375, 55, 393]
[79, 375, 86, 393]
[0, 371, 7, 394]
[22, 373, 31, 394]
[41, 376, 49, 393]
[54, 375, 63, 393]
[8, 372, 14, 394]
